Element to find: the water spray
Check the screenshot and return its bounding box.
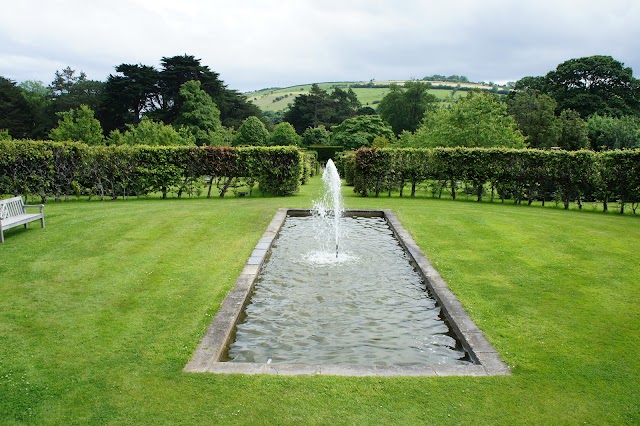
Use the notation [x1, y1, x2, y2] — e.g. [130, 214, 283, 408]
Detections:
[323, 159, 343, 258]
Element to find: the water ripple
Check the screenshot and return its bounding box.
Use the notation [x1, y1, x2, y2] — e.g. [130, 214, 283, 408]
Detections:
[228, 215, 470, 366]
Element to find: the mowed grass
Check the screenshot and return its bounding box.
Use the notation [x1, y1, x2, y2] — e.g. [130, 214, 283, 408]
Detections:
[1, 176, 638, 424]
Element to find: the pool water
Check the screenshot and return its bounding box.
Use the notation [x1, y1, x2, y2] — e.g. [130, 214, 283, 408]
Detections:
[227, 215, 471, 366]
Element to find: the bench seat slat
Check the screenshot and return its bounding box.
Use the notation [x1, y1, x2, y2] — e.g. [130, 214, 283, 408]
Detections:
[2, 213, 43, 226]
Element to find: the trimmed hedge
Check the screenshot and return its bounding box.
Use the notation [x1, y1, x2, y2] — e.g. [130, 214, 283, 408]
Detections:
[307, 145, 344, 164]
[0, 141, 305, 201]
[352, 147, 640, 213]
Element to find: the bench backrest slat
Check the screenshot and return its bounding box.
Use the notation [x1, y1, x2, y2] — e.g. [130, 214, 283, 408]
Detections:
[0, 197, 25, 219]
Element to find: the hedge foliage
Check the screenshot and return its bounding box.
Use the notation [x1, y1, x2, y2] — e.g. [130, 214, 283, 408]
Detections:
[307, 145, 344, 164]
[350, 147, 640, 213]
[0, 141, 309, 201]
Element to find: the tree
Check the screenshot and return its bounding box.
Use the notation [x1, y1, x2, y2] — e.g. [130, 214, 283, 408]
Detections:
[49, 67, 104, 114]
[378, 81, 438, 134]
[99, 55, 261, 130]
[283, 84, 334, 133]
[556, 109, 590, 150]
[19, 80, 55, 138]
[330, 115, 395, 150]
[49, 105, 104, 145]
[173, 80, 223, 146]
[218, 88, 263, 129]
[414, 91, 526, 148]
[329, 87, 361, 123]
[283, 84, 364, 134]
[270, 122, 301, 146]
[49, 66, 87, 96]
[108, 117, 194, 146]
[587, 114, 640, 150]
[0, 77, 33, 139]
[61, 80, 105, 112]
[546, 56, 640, 117]
[507, 89, 559, 148]
[513, 76, 547, 93]
[302, 125, 331, 146]
[156, 54, 260, 127]
[99, 63, 161, 132]
[233, 116, 270, 146]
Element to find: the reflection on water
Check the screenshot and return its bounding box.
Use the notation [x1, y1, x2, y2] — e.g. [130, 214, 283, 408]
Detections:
[228, 215, 471, 366]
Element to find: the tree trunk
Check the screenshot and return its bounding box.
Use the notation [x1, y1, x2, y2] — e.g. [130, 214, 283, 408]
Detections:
[219, 177, 233, 197]
[450, 178, 456, 200]
[207, 178, 214, 198]
[98, 178, 105, 201]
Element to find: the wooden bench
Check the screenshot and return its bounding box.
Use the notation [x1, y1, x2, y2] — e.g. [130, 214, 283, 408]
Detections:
[0, 196, 45, 243]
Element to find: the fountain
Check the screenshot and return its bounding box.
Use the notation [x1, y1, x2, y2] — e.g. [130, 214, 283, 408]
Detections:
[184, 159, 510, 376]
[308, 159, 350, 264]
[319, 159, 343, 258]
[226, 160, 466, 366]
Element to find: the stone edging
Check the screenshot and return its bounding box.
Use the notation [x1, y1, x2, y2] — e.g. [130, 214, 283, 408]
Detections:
[184, 208, 510, 376]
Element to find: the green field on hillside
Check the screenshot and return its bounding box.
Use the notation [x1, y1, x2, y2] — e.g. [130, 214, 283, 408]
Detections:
[245, 80, 495, 112]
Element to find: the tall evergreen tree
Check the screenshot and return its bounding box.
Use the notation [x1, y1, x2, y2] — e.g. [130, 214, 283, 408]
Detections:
[0, 77, 34, 139]
[100, 64, 160, 133]
[173, 80, 223, 146]
[100, 54, 262, 131]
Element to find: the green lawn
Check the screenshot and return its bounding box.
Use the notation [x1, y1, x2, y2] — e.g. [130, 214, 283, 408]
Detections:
[1, 176, 638, 424]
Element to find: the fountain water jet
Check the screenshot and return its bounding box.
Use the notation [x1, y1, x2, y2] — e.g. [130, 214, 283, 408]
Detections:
[313, 159, 343, 259]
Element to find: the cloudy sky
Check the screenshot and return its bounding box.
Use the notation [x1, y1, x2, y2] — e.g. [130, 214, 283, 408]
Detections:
[1, 0, 639, 92]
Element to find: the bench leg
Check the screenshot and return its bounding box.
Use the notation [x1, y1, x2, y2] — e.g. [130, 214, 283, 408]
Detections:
[41, 217, 45, 228]
[24, 223, 28, 229]
[1, 230, 4, 244]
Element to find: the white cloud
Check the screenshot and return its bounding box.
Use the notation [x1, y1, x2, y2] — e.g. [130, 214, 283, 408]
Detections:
[1, 0, 639, 91]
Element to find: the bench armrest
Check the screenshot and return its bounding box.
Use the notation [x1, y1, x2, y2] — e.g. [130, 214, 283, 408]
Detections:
[24, 204, 45, 214]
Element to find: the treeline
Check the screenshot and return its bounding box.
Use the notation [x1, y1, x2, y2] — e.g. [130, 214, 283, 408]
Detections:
[437, 84, 510, 95]
[340, 147, 640, 214]
[422, 75, 470, 83]
[349, 81, 509, 95]
[0, 54, 262, 140]
[0, 141, 314, 202]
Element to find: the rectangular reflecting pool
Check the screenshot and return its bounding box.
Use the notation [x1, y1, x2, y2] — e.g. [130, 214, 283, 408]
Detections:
[229, 214, 470, 366]
[185, 209, 510, 376]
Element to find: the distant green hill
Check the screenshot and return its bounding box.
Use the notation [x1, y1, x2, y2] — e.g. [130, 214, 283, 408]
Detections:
[244, 80, 508, 113]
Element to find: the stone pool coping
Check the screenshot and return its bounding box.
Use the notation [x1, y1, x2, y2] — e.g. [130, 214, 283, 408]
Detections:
[184, 208, 510, 377]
